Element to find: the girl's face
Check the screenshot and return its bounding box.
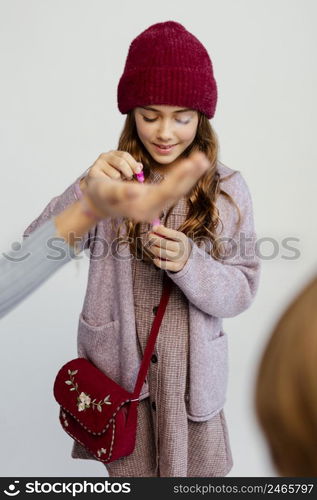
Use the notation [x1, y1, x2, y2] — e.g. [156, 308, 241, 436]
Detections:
[134, 105, 199, 168]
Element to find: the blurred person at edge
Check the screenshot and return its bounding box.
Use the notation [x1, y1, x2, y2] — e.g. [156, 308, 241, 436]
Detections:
[255, 274, 317, 477]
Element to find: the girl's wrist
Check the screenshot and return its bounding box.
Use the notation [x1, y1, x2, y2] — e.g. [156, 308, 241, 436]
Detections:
[54, 194, 106, 248]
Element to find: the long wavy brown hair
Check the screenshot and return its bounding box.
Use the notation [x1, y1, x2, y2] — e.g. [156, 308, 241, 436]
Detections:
[255, 275, 317, 476]
[111, 109, 241, 263]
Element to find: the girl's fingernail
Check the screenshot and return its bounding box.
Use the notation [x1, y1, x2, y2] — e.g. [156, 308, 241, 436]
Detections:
[136, 163, 143, 173]
[151, 218, 160, 228]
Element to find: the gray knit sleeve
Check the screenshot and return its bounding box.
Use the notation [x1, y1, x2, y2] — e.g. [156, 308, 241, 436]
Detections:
[0, 217, 79, 319]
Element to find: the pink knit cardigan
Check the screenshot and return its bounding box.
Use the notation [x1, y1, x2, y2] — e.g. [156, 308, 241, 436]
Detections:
[23, 161, 261, 422]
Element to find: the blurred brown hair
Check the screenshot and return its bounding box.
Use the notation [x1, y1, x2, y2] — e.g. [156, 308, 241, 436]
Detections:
[255, 275, 317, 476]
[111, 110, 241, 262]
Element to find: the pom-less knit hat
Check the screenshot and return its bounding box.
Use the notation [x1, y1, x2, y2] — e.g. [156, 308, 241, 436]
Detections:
[117, 21, 217, 119]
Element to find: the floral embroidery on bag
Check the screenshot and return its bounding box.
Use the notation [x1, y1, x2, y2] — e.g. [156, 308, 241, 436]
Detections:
[77, 392, 91, 411]
[65, 369, 112, 412]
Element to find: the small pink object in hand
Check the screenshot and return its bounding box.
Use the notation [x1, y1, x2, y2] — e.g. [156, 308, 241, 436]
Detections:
[135, 163, 161, 227]
[151, 218, 161, 227]
[135, 171, 145, 183]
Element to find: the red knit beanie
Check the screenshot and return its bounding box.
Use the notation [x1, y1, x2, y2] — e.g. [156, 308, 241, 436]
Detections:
[117, 21, 218, 119]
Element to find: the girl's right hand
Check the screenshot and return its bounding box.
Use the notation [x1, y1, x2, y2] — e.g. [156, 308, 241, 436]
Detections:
[80, 151, 143, 192]
[84, 150, 210, 223]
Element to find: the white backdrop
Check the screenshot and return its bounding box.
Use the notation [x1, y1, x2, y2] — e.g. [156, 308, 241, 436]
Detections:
[0, 0, 316, 477]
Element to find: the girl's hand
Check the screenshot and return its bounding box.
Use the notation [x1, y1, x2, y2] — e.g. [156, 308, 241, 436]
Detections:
[147, 225, 192, 272]
[80, 151, 143, 191]
[82, 151, 209, 223]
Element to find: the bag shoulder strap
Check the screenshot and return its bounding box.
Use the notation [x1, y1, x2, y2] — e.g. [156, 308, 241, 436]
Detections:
[132, 272, 172, 399]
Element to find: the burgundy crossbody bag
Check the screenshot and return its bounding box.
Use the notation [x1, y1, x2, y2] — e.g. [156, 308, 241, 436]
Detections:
[53, 273, 172, 463]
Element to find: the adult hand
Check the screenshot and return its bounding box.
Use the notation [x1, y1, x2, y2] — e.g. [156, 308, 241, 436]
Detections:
[84, 151, 210, 223]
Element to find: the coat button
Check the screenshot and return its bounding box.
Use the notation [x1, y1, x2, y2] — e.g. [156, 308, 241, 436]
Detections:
[152, 305, 159, 315]
[151, 354, 158, 363]
[151, 401, 156, 411]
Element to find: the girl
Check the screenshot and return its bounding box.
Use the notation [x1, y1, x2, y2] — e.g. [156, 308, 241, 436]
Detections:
[23, 21, 261, 477]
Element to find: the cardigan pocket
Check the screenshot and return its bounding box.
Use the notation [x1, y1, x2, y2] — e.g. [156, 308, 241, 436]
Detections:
[77, 313, 121, 384]
[186, 330, 229, 421]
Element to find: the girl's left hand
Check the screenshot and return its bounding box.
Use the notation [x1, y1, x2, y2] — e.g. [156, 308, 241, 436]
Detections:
[147, 224, 192, 272]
